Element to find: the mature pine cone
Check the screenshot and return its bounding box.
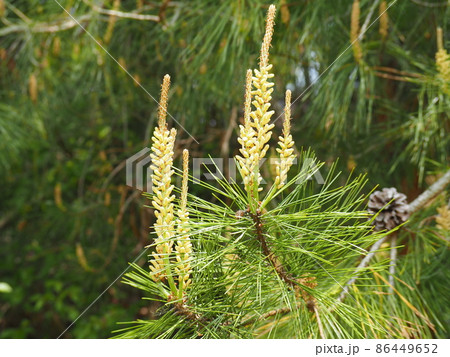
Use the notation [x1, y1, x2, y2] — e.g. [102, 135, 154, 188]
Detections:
[368, 187, 410, 231]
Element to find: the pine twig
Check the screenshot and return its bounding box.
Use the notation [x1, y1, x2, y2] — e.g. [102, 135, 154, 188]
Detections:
[313, 305, 326, 339]
[373, 71, 416, 82]
[0, 15, 92, 36]
[251, 211, 318, 312]
[239, 305, 295, 327]
[388, 233, 398, 294]
[251, 211, 298, 289]
[408, 169, 450, 214]
[338, 168, 450, 302]
[88, 3, 160, 22]
[0, 0, 165, 37]
[372, 66, 422, 78]
[172, 302, 209, 327]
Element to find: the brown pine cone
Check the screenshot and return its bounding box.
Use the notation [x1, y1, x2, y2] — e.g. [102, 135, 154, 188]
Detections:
[368, 187, 410, 231]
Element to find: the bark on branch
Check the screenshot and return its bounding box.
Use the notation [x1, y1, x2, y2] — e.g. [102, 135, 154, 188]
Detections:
[251, 212, 298, 289]
[89, 3, 160, 22]
[0, 1, 163, 37]
[251, 211, 317, 311]
[408, 170, 450, 214]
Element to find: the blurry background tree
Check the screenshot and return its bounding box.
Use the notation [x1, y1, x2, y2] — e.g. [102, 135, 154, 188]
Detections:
[0, 0, 448, 338]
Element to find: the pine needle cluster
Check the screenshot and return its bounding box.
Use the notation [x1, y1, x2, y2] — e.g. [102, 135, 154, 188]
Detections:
[115, 4, 446, 340]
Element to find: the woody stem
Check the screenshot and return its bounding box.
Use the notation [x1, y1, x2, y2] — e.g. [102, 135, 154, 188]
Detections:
[251, 211, 297, 289]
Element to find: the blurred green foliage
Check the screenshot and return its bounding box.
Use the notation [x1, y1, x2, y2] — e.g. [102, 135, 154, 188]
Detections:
[0, 0, 448, 338]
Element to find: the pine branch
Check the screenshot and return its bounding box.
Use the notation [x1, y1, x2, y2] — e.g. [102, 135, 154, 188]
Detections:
[251, 211, 317, 312]
[239, 305, 295, 327]
[0, 15, 92, 36]
[338, 168, 450, 302]
[251, 211, 297, 289]
[408, 169, 450, 214]
[172, 301, 209, 327]
[0, 0, 165, 37]
[313, 305, 326, 339]
[388, 233, 398, 293]
[87, 1, 160, 22]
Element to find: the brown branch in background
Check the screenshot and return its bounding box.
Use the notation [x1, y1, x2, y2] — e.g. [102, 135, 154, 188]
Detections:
[220, 106, 237, 158]
[372, 66, 422, 78]
[373, 71, 416, 82]
[0, 0, 165, 37]
[86, 0, 160, 22]
[338, 168, 450, 302]
[0, 212, 15, 231]
[158, 0, 171, 25]
[95, 8, 159, 21]
[373, 65, 422, 82]
[0, 15, 93, 36]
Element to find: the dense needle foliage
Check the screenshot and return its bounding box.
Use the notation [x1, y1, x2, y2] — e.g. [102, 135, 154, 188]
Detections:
[0, 0, 448, 338]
